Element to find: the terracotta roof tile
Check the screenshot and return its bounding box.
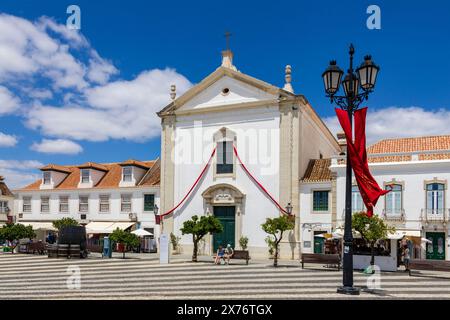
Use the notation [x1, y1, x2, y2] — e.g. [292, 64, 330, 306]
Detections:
[366, 135, 450, 162]
[301, 159, 333, 182]
[18, 159, 159, 191]
[0, 177, 13, 196]
[139, 159, 160, 186]
[40, 164, 72, 174]
[78, 162, 109, 172]
[120, 159, 154, 169]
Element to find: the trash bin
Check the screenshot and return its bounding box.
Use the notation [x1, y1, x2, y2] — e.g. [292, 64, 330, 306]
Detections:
[102, 236, 112, 258]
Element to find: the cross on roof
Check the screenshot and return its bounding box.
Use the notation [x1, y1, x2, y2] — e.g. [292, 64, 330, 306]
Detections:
[224, 31, 232, 50]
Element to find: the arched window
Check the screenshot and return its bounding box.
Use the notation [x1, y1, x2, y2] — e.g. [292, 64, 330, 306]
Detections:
[426, 183, 445, 215]
[385, 184, 402, 215]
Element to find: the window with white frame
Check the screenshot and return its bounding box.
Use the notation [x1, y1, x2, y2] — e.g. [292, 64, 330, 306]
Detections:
[121, 194, 132, 212]
[0, 201, 8, 214]
[79, 196, 89, 213]
[43, 171, 51, 184]
[426, 183, 445, 215]
[99, 195, 110, 213]
[122, 166, 133, 182]
[352, 185, 365, 212]
[23, 196, 31, 213]
[144, 194, 155, 212]
[59, 196, 69, 213]
[385, 184, 402, 215]
[41, 196, 50, 213]
[81, 169, 90, 183]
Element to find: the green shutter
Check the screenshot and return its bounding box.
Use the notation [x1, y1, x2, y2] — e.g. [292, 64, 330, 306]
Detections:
[144, 194, 154, 211]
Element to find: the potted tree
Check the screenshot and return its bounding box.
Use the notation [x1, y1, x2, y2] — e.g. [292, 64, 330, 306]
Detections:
[109, 228, 140, 259]
[261, 215, 295, 267]
[0, 223, 35, 254]
[180, 215, 223, 262]
[352, 211, 395, 272]
[170, 232, 181, 254]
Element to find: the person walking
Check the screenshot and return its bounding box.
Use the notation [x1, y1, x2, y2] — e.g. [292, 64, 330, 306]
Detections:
[403, 245, 411, 272]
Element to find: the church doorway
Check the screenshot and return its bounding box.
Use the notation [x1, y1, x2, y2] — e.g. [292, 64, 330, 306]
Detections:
[213, 206, 236, 252]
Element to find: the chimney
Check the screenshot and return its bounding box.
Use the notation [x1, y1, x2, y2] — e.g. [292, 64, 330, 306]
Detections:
[283, 65, 294, 93]
[221, 50, 237, 71]
[337, 132, 347, 155]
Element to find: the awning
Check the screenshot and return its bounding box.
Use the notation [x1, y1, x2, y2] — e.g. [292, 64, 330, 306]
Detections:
[86, 221, 135, 234]
[393, 229, 421, 238]
[21, 222, 56, 231]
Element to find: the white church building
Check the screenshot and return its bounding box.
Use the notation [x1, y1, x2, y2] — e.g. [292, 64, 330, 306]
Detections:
[157, 50, 340, 258]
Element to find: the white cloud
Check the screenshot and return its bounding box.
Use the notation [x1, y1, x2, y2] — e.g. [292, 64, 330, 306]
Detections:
[0, 13, 193, 145]
[0, 86, 20, 114]
[0, 132, 18, 147]
[31, 138, 83, 155]
[0, 160, 43, 189]
[27, 68, 192, 142]
[324, 106, 450, 145]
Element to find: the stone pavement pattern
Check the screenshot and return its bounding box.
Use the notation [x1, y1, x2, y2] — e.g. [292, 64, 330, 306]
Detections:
[1, 253, 450, 299]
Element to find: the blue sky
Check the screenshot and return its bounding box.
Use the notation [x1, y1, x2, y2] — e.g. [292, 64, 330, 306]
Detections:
[0, 0, 449, 188]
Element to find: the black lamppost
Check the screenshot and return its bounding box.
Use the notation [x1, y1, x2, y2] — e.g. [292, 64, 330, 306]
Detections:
[322, 44, 379, 295]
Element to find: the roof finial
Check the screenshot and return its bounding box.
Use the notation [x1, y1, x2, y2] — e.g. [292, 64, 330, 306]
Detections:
[221, 31, 237, 70]
[170, 84, 176, 100]
[283, 65, 294, 93]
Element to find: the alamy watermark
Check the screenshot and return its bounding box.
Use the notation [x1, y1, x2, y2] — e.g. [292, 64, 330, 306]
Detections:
[66, 265, 81, 289]
[66, 5, 81, 30]
[367, 5, 381, 30]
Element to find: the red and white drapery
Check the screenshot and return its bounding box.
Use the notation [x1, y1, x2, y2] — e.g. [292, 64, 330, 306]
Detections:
[157, 144, 288, 223]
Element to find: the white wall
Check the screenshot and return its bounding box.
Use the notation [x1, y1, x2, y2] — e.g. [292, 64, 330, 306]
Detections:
[172, 105, 281, 249]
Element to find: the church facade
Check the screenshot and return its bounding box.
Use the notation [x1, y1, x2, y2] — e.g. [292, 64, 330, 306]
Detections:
[158, 50, 339, 258]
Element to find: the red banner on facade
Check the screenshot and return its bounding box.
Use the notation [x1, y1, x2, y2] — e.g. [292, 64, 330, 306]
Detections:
[335, 107, 389, 217]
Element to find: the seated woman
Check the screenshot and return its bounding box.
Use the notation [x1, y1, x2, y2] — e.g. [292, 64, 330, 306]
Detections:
[215, 245, 225, 264]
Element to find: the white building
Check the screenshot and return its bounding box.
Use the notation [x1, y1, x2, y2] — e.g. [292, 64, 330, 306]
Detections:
[158, 50, 339, 258]
[300, 135, 450, 262]
[13, 159, 160, 243]
[0, 176, 14, 225]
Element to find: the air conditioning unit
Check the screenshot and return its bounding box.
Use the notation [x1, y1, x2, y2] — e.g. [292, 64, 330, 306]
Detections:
[80, 214, 87, 220]
[18, 213, 23, 219]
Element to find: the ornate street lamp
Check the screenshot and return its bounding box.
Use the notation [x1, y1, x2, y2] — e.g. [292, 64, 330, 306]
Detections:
[285, 203, 293, 215]
[322, 44, 380, 295]
[153, 204, 160, 225]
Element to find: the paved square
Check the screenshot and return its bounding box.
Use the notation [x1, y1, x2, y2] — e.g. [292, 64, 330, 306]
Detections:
[1, 254, 449, 299]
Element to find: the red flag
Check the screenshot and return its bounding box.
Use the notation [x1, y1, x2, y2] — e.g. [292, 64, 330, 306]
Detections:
[335, 107, 389, 217]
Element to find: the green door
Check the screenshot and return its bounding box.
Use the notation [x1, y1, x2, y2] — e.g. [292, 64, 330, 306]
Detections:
[426, 232, 446, 260]
[213, 206, 235, 252]
[314, 237, 325, 254]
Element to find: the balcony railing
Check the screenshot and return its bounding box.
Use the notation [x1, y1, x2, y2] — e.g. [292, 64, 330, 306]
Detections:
[420, 208, 448, 223]
[382, 209, 405, 221]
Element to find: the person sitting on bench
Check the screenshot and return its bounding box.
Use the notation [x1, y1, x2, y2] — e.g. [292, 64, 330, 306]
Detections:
[225, 244, 234, 265]
[215, 245, 226, 264]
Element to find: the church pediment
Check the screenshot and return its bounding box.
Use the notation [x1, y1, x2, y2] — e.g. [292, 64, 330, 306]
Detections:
[158, 67, 292, 116]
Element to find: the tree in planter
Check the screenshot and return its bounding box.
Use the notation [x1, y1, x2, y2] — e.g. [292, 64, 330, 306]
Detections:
[352, 211, 395, 268]
[180, 215, 223, 262]
[261, 215, 295, 267]
[0, 223, 35, 254]
[170, 232, 181, 253]
[52, 217, 79, 231]
[239, 236, 249, 251]
[109, 228, 140, 259]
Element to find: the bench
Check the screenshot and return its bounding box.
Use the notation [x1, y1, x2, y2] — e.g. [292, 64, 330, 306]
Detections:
[409, 259, 450, 276]
[27, 242, 47, 255]
[213, 250, 251, 265]
[301, 253, 341, 270]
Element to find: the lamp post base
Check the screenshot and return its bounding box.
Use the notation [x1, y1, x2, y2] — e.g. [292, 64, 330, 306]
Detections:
[337, 286, 360, 295]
